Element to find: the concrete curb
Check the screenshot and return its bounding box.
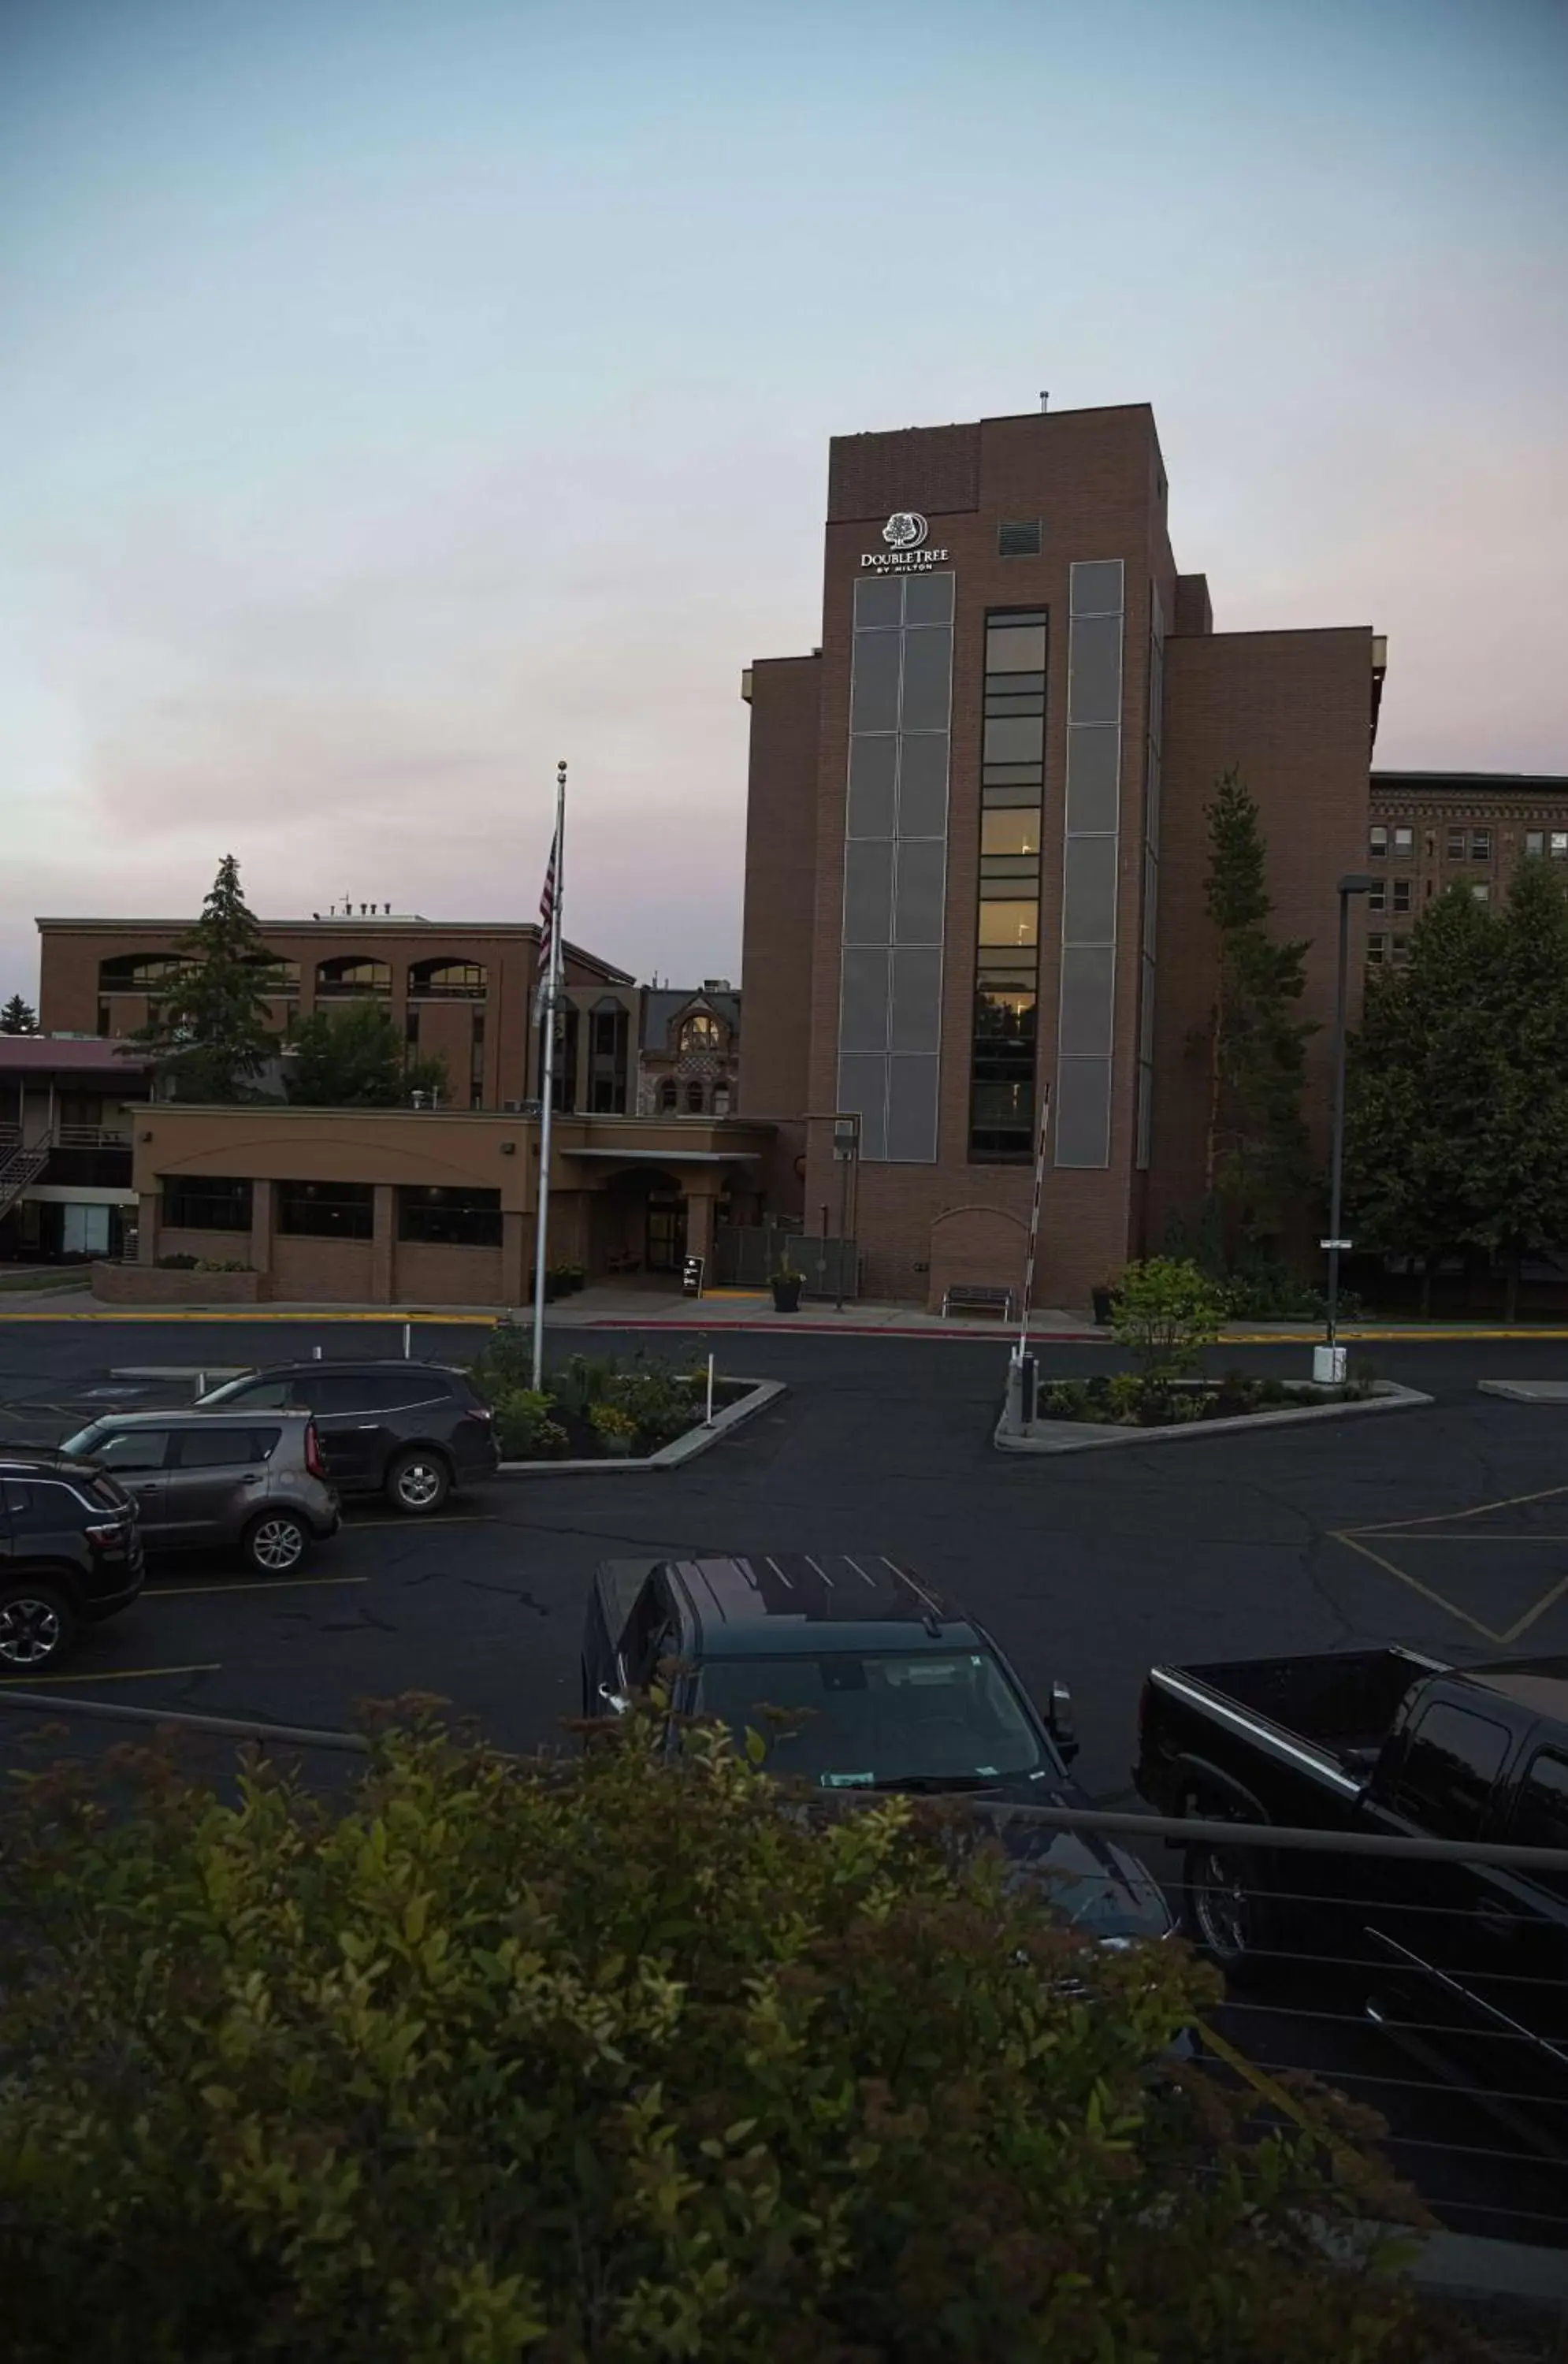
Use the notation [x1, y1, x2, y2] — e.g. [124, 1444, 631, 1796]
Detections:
[994, 1379, 1433, 1454]
[1477, 1378, 1568, 1403]
[495, 1377, 785, 1476]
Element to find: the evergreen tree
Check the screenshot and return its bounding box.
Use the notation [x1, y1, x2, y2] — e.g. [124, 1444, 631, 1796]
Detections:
[132, 856, 279, 1102]
[1344, 883, 1501, 1314]
[0, 994, 37, 1035]
[1473, 858, 1568, 1318]
[1198, 767, 1316, 1247]
[286, 1001, 450, 1107]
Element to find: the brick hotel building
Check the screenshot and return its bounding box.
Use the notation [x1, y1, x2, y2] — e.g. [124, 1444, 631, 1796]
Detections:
[738, 399, 1388, 1308]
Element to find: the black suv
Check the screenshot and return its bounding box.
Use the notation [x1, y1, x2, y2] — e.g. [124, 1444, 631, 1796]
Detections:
[195, 1361, 497, 1513]
[0, 1450, 146, 1672]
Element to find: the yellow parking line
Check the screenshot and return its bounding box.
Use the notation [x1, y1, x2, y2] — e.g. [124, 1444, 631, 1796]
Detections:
[1194, 2016, 1370, 2184]
[1347, 1483, 1568, 1537]
[0, 1661, 221, 1687]
[1331, 1530, 1507, 1643]
[143, 1574, 370, 1599]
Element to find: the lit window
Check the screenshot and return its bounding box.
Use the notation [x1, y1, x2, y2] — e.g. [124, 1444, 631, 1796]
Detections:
[680, 1013, 721, 1053]
[978, 900, 1039, 948]
[1553, 833, 1568, 860]
[1392, 825, 1414, 854]
[1472, 883, 1490, 903]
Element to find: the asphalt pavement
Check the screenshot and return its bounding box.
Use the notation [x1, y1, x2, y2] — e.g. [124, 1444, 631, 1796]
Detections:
[3, 1311, 1568, 2266]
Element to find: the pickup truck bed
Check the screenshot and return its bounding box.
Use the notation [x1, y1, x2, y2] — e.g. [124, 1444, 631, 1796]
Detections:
[1146, 1646, 1446, 1783]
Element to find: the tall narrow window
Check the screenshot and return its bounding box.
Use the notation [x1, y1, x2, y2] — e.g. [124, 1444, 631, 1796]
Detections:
[970, 610, 1046, 1158]
[1055, 559, 1124, 1168]
[837, 571, 953, 1162]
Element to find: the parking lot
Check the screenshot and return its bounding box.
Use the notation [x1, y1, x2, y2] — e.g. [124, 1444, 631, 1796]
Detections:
[4, 1313, 1568, 2258]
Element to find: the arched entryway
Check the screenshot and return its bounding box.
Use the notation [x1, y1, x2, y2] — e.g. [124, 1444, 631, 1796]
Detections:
[585, 1162, 739, 1285]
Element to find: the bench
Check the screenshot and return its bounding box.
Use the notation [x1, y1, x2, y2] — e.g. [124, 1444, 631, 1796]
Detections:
[941, 1283, 1016, 1322]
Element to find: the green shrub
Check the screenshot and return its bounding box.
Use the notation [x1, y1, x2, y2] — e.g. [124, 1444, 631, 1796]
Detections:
[492, 1387, 567, 1459]
[588, 1401, 638, 1450]
[609, 1356, 698, 1448]
[1040, 1378, 1094, 1420]
[154, 1252, 199, 1269]
[1110, 1257, 1226, 1385]
[550, 1351, 621, 1420]
[193, 1256, 251, 1274]
[1102, 1370, 1147, 1422]
[465, 1317, 535, 1403]
[0, 1708, 1466, 2363]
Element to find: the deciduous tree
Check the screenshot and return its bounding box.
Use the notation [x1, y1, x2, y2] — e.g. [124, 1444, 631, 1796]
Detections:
[285, 999, 449, 1107]
[1474, 857, 1568, 1318]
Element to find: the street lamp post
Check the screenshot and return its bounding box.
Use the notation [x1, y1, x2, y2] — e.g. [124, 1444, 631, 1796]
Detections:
[1319, 872, 1377, 1382]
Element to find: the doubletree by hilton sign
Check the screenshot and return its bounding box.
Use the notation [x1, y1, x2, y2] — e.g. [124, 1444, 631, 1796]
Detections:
[859, 511, 950, 571]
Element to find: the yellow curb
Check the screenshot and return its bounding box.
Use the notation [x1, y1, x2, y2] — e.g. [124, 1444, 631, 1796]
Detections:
[0, 1661, 221, 1687]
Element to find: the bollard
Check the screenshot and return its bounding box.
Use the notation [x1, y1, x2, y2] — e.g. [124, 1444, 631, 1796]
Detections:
[403, 1321, 412, 1360]
[705, 1351, 715, 1426]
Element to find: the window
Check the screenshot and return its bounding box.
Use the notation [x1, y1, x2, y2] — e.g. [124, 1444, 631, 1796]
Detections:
[407, 959, 487, 998]
[659, 1079, 677, 1112]
[998, 519, 1042, 558]
[972, 609, 1046, 1159]
[1366, 934, 1388, 966]
[1391, 1701, 1510, 1838]
[396, 1186, 501, 1247]
[1390, 935, 1410, 965]
[404, 1009, 420, 1050]
[200, 1376, 292, 1407]
[1471, 829, 1491, 860]
[89, 1429, 173, 1474]
[593, 1009, 622, 1056]
[680, 1013, 721, 1053]
[1392, 825, 1414, 855]
[277, 1180, 374, 1239]
[1369, 825, 1388, 858]
[173, 1425, 281, 1468]
[1367, 881, 1386, 913]
[1525, 830, 1545, 857]
[712, 1085, 731, 1117]
[315, 956, 391, 997]
[1447, 827, 1466, 860]
[470, 1009, 485, 1110]
[1392, 879, 1412, 914]
[97, 953, 189, 994]
[1512, 1749, 1568, 1901]
[97, 1001, 110, 1034]
[1472, 883, 1490, 903]
[685, 1080, 705, 1113]
[1554, 833, 1568, 860]
[162, 1176, 252, 1232]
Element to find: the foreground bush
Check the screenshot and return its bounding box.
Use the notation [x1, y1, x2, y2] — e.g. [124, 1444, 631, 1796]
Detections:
[0, 1711, 1482, 2362]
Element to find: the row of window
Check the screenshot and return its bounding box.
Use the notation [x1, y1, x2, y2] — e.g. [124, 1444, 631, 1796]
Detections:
[164, 1177, 503, 1247]
[100, 954, 493, 998]
[1371, 823, 1568, 863]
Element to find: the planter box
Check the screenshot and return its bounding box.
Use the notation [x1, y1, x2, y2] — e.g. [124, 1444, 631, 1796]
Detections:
[996, 1378, 1432, 1455]
[496, 1378, 785, 1474]
[91, 1261, 266, 1307]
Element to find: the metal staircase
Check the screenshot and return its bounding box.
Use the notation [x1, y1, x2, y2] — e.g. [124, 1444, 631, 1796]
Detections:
[0, 1135, 50, 1225]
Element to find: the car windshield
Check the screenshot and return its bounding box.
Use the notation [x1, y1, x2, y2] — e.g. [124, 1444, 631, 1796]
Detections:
[194, 1373, 263, 1406]
[693, 1649, 1050, 1787]
[59, 1423, 107, 1460]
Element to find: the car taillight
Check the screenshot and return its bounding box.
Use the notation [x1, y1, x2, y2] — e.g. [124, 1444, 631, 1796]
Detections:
[305, 1422, 326, 1479]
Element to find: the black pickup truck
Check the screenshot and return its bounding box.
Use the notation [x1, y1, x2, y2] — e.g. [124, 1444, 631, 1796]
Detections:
[1136, 1645, 1568, 2122]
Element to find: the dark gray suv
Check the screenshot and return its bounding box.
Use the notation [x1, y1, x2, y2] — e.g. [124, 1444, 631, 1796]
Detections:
[58, 1411, 340, 1575]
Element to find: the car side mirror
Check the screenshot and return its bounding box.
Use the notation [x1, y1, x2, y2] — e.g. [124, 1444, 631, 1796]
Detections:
[1047, 1679, 1079, 1764]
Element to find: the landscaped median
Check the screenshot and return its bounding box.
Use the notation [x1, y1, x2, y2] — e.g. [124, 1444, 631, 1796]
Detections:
[466, 1330, 784, 1474]
[999, 1256, 1432, 1453]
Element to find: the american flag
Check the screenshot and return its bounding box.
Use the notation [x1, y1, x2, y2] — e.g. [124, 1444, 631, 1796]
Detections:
[536, 827, 559, 980]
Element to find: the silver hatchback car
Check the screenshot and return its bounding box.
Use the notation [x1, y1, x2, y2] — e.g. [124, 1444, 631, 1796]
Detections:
[58, 1409, 340, 1575]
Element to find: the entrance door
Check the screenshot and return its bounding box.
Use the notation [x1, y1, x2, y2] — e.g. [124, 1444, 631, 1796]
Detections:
[645, 1193, 686, 1273]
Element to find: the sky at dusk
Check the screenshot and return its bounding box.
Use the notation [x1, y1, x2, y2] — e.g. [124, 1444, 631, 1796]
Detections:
[2, 0, 1565, 1003]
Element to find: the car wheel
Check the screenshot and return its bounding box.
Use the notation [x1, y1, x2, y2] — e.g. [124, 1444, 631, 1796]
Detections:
[1181, 1840, 1279, 1984]
[0, 1580, 76, 1673]
[243, 1512, 310, 1575]
[386, 1448, 450, 1515]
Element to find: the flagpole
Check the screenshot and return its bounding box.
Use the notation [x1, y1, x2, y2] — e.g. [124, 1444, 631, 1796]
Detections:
[530, 759, 567, 1392]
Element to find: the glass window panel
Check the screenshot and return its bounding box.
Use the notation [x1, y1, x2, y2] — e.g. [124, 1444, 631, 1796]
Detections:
[980, 855, 1041, 887]
[897, 733, 949, 836]
[983, 779, 1045, 806]
[1065, 725, 1120, 832]
[1062, 834, 1118, 946]
[902, 571, 953, 625]
[890, 948, 942, 1054]
[1070, 559, 1124, 618]
[975, 988, 1037, 1036]
[983, 714, 1044, 766]
[983, 764, 1046, 791]
[982, 808, 1041, 856]
[886, 1055, 938, 1162]
[843, 838, 894, 945]
[984, 676, 1046, 705]
[976, 957, 1039, 991]
[1055, 1057, 1112, 1167]
[978, 898, 1039, 948]
[900, 628, 952, 731]
[837, 1054, 886, 1162]
[971, 1079, 1033, 1125]
[894, 838, 946, 944]
[854, 577, 902, 628]
[1057, 946, 1115, 1057]
[847, 734, 897, 838]
[1068, 613, 1123, 726]
[850, 630, 900, 732]
[985, 621, 1046, 673]
[839, 950, 890, 1054]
